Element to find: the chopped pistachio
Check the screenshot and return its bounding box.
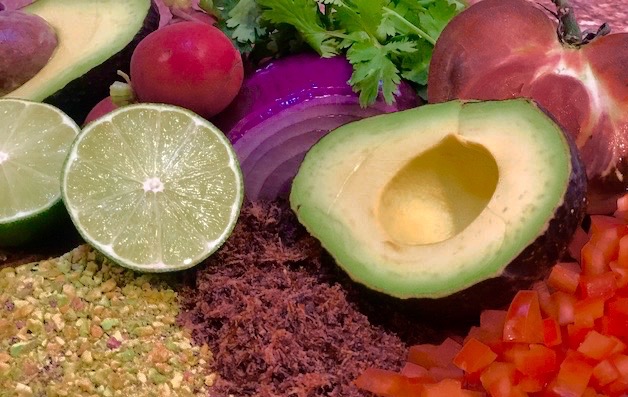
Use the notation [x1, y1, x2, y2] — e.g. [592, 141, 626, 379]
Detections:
[0, 245, 214, 396]
[100, 318, 119, 331]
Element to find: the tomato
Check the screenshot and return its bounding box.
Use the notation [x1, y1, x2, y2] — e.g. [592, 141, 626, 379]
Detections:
[354, 194, 628, 397]
[577, 330, 620, 361]
[548, 262, 581, 294]
[579, 272, 617, 300]
[511, 344, 558, 378]
[542, 317, 562, 347]
[573, 297, 605, 328]
[581, 242, 609, 276]
[407, 338, 462, 369]
[618, 234, 628, 268]
[479, 362, 526, 397]
[422, 379, 483, 397]
[353, 368, 424, 397]
[592, 359, 620, 386]
[551, 291, 577, 325]
[504, 290, 544, 344]
[549, 351, 594, 397]
[453, 337, 497, 373]
[130, 22, 244, 119]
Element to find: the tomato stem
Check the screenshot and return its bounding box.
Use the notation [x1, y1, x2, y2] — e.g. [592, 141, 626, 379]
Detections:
[552, 0, 610, 47]
[552, 0, 582, 46]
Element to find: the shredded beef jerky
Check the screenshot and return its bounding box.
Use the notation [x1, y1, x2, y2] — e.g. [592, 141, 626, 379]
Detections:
[178, 201, 410, 397]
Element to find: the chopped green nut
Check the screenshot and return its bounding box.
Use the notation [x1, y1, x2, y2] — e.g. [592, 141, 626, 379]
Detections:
[100, 318, 119, 331]
[0, 245, 216, 396]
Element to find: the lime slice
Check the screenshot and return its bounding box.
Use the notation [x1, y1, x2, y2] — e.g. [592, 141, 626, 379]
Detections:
[0, 98, 80, 246]
[61, 103, 243, 272]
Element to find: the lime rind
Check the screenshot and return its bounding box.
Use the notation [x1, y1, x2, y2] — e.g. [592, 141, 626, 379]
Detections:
[0, 98, 80, 245]
[61, 103, 243, 272]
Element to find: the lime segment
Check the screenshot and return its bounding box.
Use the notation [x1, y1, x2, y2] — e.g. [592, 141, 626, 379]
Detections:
[62, 104, 243, 272]
[0, 98, 79, 246]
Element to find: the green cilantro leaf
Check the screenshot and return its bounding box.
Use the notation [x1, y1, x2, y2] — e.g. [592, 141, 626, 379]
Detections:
[257, 0, 341, 57]
[226, 0, 265, 44]
[216, 0, 465, 107]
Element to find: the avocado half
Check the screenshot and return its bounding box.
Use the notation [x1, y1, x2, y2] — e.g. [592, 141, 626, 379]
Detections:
[290, 99, 586, 314]
[2, 0, 156, 123]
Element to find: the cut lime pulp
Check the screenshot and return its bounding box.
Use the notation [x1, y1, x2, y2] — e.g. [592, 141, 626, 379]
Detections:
[61, 104, 243, 272]
[0, 98, 80, 246]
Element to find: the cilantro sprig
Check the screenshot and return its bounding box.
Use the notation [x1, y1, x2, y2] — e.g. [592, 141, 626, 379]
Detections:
[211, 0, 465, 106]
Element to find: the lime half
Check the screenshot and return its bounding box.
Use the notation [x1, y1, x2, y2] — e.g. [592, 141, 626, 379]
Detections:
[61, 104, 243, 272]
[0, 98, 80, 246]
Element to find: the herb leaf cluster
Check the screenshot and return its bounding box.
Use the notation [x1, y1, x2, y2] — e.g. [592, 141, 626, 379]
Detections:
[210, 0, 465, 106]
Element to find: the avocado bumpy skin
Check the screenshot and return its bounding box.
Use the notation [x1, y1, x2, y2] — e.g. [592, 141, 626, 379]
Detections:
[290, 99, 588, 322]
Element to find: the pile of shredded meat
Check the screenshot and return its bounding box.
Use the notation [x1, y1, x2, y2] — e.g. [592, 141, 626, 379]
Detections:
[178, 200, 459, 397]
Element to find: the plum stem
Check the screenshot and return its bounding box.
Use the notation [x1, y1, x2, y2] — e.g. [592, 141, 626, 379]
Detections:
[551, 0, 610, 47]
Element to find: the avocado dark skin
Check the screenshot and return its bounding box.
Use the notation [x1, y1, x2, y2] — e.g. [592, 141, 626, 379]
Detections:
[43, 4, 159, 124]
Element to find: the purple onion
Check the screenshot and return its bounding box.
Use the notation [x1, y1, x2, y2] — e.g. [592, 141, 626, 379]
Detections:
[213, 52, 420, 202]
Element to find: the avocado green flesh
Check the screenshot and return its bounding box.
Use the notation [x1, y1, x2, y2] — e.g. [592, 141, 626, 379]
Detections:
[290, 99, 573, 299]
[3, 0, 151, 102]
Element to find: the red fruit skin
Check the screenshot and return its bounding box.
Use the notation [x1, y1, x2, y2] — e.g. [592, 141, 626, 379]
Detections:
[428, 0, 628, 214]
[130, 21, 244, 119]
[83, 96, 118, 126]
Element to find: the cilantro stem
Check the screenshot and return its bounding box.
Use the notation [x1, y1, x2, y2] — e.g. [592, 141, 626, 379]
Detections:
[382, 6, 437, 45]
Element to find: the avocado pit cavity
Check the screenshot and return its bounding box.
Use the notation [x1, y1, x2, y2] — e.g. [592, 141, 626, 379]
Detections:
[378, 135, 498, 246]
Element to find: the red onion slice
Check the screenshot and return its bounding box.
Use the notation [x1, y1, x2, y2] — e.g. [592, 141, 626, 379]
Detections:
[213, 52, 420, 202]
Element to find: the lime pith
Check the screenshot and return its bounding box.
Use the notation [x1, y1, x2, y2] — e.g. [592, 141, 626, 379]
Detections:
[0, 98, 80, 246]
[61, 104, 243, 272]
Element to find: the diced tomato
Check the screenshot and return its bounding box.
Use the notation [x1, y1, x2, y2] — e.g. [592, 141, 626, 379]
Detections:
[516, 373, 545, 393]
[573, 297, 605, 327]
[581, 242, 609, 276]
[604, 377, 628, 396]
[617, 234, 628, 268]
[354, 194, 628, 397]
[589, 215, 627, 236]
[589, 225, 623, 263]
[428, 365, 464, 382]
[534, 281, 556, 319]
[567, 323, 592, 350]
[453, 338, 497, 373]
[610, 354, 628, 379]
[468, 311, 506, 352]
[510, 344, 558, 378]
[603, 298, 628, 338]
[603, 356, 628, 395]
[422, 378, 484, 397]
[543, 317, 562, 347]
[608, 336, 627, 356]
[549, 351, 594, 397]
[406, 337, 462, 369]
[504, 290, 544, 344]
[569, 227, 589, 263]
[399, 361, 431, 379]
[592, 359, 620, 386]
[579, 272, 617, 300]
[609, 260, 628, 289]
[551, 291, 577, 325]
[577, 330, 619, 361]
[480, 362, 528, 397]
[548, 262, 581, 294]
[353, 368, 424, 397]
